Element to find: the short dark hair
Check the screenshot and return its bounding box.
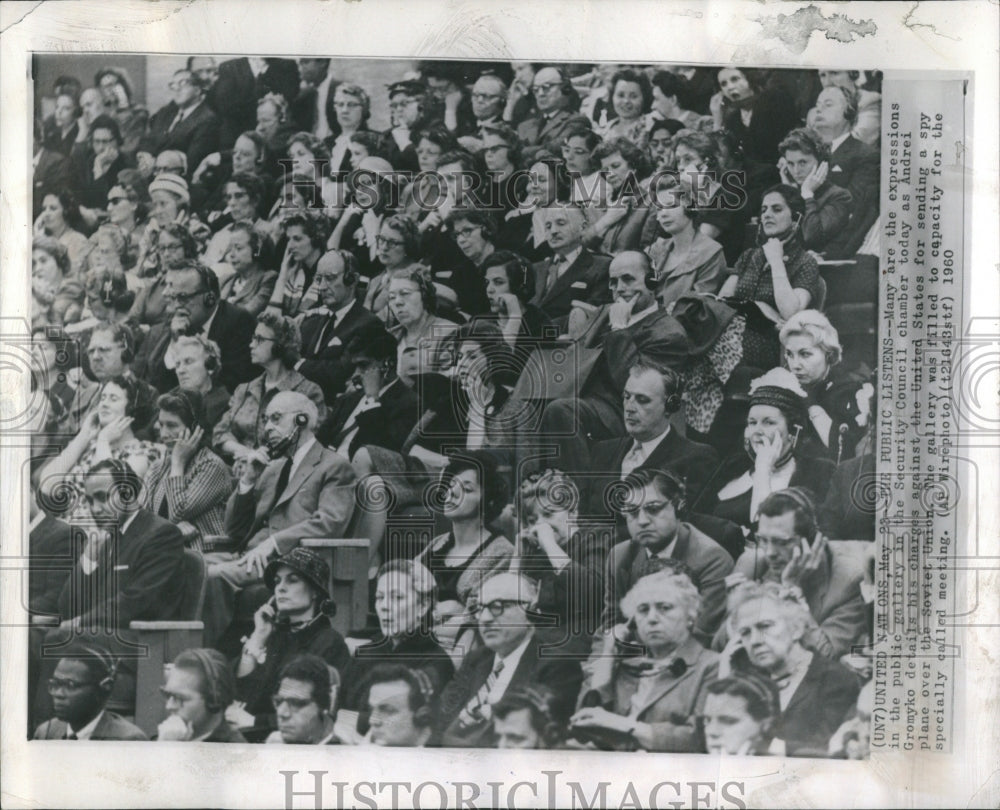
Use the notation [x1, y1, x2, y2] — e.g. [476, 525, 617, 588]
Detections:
[593, 136, 650, 176]
[156, 389, 210, 443]
[761, 183, 806, 220]
[706, 672, 781, 723]
[412, 123, 459, 154]
[757, 488, 818, 539]
[168, 260, 221, 300]
[609, 68, 653, 115]
[451, 318, 514, 391]
[228, 171, 266, 206]
[481, 250, 534, 302]
[172, 648, 235, 714]
[99, 374, 155, 429]
[778, 127, 831, 163]
[276, 654, 335, 711]
[441, 449, 509, 525]
[346, 324, 397, 365]
[86, 457, 144, 506]
[492, 685, 565, 747]
[448, 206, 498, 242]
[673, 129, 721, 172]
[365, 664, 435, 717]
[89, 114, 123, 147]
[621, 467, 687, 515]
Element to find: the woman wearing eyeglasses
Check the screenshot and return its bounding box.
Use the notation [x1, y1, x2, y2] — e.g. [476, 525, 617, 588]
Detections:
[326, 84, 375, 178]
[212, 311, 326, 467]
[569, 568, 719, 752]
[201, 171, 273, 269]
[363, 215, 427, 324]
[233, 548, 350, 741]
[130, 223, 199, 329]
[105, 171, 149, 273]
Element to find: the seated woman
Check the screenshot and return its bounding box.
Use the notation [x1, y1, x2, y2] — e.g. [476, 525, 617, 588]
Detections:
[724, 581, 861, 756]
[387, 270, 460, 380]
[717, 184, 822, 370]
[780, 310, 871, 464]
[597, 68, 654, 149]
[363, 215, 427, 323]
[81, 224, 134, 291]
[32, 237, 73, 329]
[327, 84, 378, 176]
[156, 648, 246, 743]
[64, 270, 137, 369]
[340, 560, 455, 713]
[130, 224, 199, 329]
[442, 207, 496, 316]
[191, 130, 274, 221]
[561, 125, 606, 207]
[143, 389, 234, 545]
[511, 469, 606, 650]
[481, 250, 554, 364]
[234, 548, 351, 740]
[777, 127, 853, 255]
[285, 131, 335, 205]
[35, 190, 89, 279]
[105, 171, 149, 273]
[480, 123, 528, 214]
[37, 374, 161, 523]
[218, 221, 278, 317]
[201, 171, 273, 269]
[643, 174, 726, 311]
[169, 335, 231, 430]
[694, 368, 835, 533]
[212, 311, 327, 465]
[497, 155, 567, 261]
[584, 136, 652, 254]
[569, 568, 718, 752]
[415, 451, 513, 659]
[701, 671, 783, 755]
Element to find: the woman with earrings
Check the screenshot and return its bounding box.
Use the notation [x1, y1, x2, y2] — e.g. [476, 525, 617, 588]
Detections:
[693, 368, 835, 533]
[233, 548, 351, 741]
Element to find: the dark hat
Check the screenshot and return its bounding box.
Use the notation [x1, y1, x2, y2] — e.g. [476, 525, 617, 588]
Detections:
[387, 79, 427, 98]
[748, 368, 808, 425]
[264, 548, 330, 601]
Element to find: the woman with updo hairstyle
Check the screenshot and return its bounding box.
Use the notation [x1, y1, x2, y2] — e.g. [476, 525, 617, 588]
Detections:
[218, 221, 279, 316]
[717, 183, 822, 370]
[131, 223, 200, 328]
[701, 671, 783, 755]
[341, 559, 455, 713]
[212, 311, 326, 466]
[387, 268, 459, 380]
[496, 154, 567, 261]
[570, 568, 719, 752]
[143, 389, 234, 543]
[157, 648, 246, 743]
[693, 368, 835, 532]
[779, 310, 871, 464]
[643, 173, 726, 310]
[599, 68, 654, 148]
[37, 373, 163, 523]
[169, 334, 230, 430]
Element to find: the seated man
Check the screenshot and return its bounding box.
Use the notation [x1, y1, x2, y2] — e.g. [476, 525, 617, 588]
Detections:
[603, 469, 733, 643]
[132, 261, 257, 394]
[728, 488, 868, 659]
[202, 391, 357, 646]
[437, 572, 583, 748]
[28, 485, 75, 617]
[156, 648, 247, 743]
[315, 326, 418, 460]
[34, 643, 147, 741]
[516, 67, 591, 160]
[492, 685, 567, 749]
[294, 249, 380, 402]
[265, 654, 341, 745]
[365, 664, 438, 748]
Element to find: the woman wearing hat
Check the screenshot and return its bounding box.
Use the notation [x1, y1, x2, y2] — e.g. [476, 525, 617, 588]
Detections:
[234, 548, 350, 740]
[693, 368, 835, 532]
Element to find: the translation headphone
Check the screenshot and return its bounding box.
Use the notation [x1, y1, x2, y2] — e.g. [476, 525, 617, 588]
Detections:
[94, 322, 135, 365]
[294, 412, 309, 427]
[775, 485, 818, 537]
[515, 686, 564, 748]
[410, 668, 436, 728]
[334, 249, 360, 286]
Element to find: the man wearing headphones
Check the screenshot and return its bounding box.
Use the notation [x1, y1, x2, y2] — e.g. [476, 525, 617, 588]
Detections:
[516, 66, 591, 162]
[203, 391, 357, 647]
[492, 685, 566, 749]
[603, 468, 733, 645]
[728, 488, 868, 660]
[295, 249, 380, 402]
[267, 654, 341, 744]
[139, 68, 219, 180]
[33, 642, 147, 740]
[133, 261, 257, 394]
[365, 664, 438, 747]
[315, 325, 418, 460]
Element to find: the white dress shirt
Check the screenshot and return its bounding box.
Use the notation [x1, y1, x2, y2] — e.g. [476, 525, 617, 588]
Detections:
[487, 630, 534, 705]
[620, 425, 671, 478]
[67, 709, 106, 740]
[80, 510, 140, 575]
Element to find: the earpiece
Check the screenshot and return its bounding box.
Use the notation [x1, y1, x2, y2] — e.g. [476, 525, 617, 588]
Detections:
[294, 413, 308, 427]
[410, 668, 436, 728]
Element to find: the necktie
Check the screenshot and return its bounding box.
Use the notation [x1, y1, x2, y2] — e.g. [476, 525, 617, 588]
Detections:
[274, 457, 293, 503]
[620, 442, 645, 477]
[168, 110, 185, 132]
[543, 255, 565, 297]
[312, 312, 337, 356]
[458, 659, 504, 727]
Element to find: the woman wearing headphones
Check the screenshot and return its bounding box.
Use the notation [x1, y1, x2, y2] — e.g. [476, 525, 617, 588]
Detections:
[386, 268, 458, 380]
[130, 223, 199, 329]
[716, 184, 822, 370]
[37, 373, 163, 524]
[143, 389, 233, 544]
[212, 311, 327, 467]
[363, 215, 429, 324]
[63, 268, 138, 361]
[191, 130, 274, 222]
[693, 368, 835, 533]
[481, 250, 554, 365]
[169, 334, 230, 431]
[234, 548, 350, 741]
[201, 172, 274, 269]
[218, 221, 278, 316]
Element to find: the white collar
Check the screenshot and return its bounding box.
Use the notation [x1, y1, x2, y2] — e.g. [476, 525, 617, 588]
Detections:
[494, 628, 534, 669]
[69, 709, 105, 740]
[830, 131, 851, 153]
[645, 534, 679, 561]
[333, 299, 355, 324]
[29, 511, 47, 532]
[555, 245, 583, 268]
[626, 301, 659, 328]
[289, 435, 317, 476]
[633, 424, 671, 458]
[247, 57, 268, 77]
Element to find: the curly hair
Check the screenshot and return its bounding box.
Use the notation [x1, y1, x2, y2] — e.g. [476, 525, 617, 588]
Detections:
[32, 236, 71, 277]
[620, 568, 702, 626]
[256, 310, 302, 367]
[609, 68, 654, 116]
[778, 127, 831, 163]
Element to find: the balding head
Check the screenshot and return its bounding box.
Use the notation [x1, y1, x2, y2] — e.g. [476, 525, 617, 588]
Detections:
[608, 250, 656, 311]
[266, 390, 319, 432]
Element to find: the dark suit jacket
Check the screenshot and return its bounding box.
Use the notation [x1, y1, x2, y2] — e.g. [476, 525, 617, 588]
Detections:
[290, 78, 340, 139]
[495, 211, 553, 263]
[29, 515, 77, 616]
[530, 249, 612, 327]
[132, 300, 258, 394]
[603, 522, 734, 643]
[587, 428, 720, 516]
[141, 100, 220, 179]
[825, 135, 880, 258]
[438, 630, 583, 747]
[297, 301, 381, 401]
[55, 509, 186, 628]
[34, 710, 148, 741]
[517, 109, 592, 152]
[781, 653, 860, 756]
[212, 57, 300, 149]
[33, 149, 77, 218]
[70, 143, 134, 209]
[818, 453, 876, 542]
[316, 378, 419, 458]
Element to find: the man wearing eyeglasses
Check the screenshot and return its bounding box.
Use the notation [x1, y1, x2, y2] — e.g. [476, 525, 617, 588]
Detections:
[516, 66, 591, 163]
[139, 69, 219, 180]
[265, 654, 340, 744]
[132, 262, 257, 393]
[381, 79, 429, 174]
[438, 572, 583, 747]
[603, 468, 733, 645]
[33, 643, 147, 740]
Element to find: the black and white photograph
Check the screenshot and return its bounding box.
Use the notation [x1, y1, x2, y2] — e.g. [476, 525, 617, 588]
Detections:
[1, 2, 997, 808]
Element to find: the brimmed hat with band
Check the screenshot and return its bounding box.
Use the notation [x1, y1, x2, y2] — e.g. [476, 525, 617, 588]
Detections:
[264, 548, 331, 603]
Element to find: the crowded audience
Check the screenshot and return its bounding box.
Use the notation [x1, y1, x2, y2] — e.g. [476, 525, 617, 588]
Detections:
[27, 57, 880, 757]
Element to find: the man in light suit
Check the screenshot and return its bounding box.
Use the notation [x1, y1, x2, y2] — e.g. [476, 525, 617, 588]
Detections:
[728, 488, 868, 660]
[139, 68, 219, 180]
[438, 573, 583, 747]
[34, 643, 148, 741]
[203, 391, 357, 645]
[603, 469, 734, 644]
[294, 250, 380, 402]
